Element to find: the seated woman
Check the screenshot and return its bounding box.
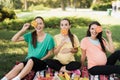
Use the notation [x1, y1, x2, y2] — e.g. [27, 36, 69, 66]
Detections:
[80, 21, 120, 75]
[1, 16, 55, 80]
[46, 18, 81, 73]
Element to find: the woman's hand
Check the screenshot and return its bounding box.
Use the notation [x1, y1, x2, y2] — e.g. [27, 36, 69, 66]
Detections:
[21, 23, 30, 32]
[105, 29, 115, 53]
[105, 29, 112, 38]
[54, 38, 67, 55]
[61, 38, 67, 45]
[61, 48, 71, 53]
[61, 48, 78, 54]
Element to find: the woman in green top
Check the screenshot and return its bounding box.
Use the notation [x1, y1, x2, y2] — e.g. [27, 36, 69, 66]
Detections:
[1, 16, 55, 80]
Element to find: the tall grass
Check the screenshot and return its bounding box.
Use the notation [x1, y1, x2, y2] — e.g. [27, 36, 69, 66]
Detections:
[0, 25, 120, 78]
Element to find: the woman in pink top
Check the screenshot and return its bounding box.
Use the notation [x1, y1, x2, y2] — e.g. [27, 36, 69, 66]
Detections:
[80, 21, 120, 75]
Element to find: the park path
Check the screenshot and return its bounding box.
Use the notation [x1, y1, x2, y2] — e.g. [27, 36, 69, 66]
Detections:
[17, 8, 120, 25]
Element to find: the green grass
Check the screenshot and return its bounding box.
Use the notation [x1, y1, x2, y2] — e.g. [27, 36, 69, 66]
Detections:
[0, 25, 120, 78]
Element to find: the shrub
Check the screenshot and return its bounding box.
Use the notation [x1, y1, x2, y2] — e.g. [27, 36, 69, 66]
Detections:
[92, 2, 112, 11]
[0, 18, 33, 30]
[67, 17, 92, 27]
[0, 7, 17, 21]
[45, 17, 61, 28]
[0, 17, 93, 30]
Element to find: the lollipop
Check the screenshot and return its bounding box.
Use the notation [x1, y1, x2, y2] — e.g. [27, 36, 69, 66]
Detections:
[31, 20, 38, 28]
[61, 29, 68, 36]
[95, 26, 102, 33]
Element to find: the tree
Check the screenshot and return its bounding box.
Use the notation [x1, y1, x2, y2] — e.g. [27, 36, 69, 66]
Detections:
[92, 0, 97, 4]
[21, 0, 43, 10]
[0, 0, 14, 9]
[61, 0, 66, 11]
[12, 0, 22, 9]
[90, 0, 103, 8]
[24, 0, 28, 10]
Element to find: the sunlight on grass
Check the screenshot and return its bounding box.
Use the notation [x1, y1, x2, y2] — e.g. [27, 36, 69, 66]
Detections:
[0, 40, 27, 54]
[114, 42, 120, 49]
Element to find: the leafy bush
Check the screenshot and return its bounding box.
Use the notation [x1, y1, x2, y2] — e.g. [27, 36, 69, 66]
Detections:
[0, 17, 93, 30]
[45, 17, 92, 28]
[0, 7, 17, 21]
[92, 2, 112, 11]
[67, 17, 92, 27]
[45, 17, 61, 28]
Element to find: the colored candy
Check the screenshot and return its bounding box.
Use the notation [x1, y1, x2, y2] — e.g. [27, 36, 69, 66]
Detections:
[95, 26, 102, 33]
[31, 20, 38, 28]
[61, 29, 68, 36]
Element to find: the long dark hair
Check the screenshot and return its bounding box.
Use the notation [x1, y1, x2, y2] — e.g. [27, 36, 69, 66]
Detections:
[86, 21, 106, 52]
[32, 16, 45, 48]
[61, 18, 74, 47]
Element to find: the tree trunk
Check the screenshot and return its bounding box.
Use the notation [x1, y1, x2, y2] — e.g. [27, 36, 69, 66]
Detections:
[73, 0, 77, 9]
[24, 0, 27, 11]
[90, 0, 97, 8]
[67, 0, 71, 7]
[61, 0, 66, 11]
[91, 0, 97, 5]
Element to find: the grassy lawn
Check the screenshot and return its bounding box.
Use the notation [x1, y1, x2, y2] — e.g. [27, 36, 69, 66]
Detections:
[0, 25, 120, 78]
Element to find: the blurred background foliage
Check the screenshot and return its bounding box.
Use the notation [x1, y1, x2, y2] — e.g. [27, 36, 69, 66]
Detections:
[0, 0, 115, 10]
[0, 17, 92, 30]
[0, 0, 116, 21]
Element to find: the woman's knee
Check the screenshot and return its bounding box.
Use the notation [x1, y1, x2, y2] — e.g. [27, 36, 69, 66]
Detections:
[27, 59, 34, 65]
[14, 63, 24, 70]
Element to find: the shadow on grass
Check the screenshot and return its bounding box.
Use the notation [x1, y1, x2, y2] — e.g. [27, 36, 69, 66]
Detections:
[0, 53, 26, 78]
[0, 41, 27, 54]
[0, 30, 17, 40]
